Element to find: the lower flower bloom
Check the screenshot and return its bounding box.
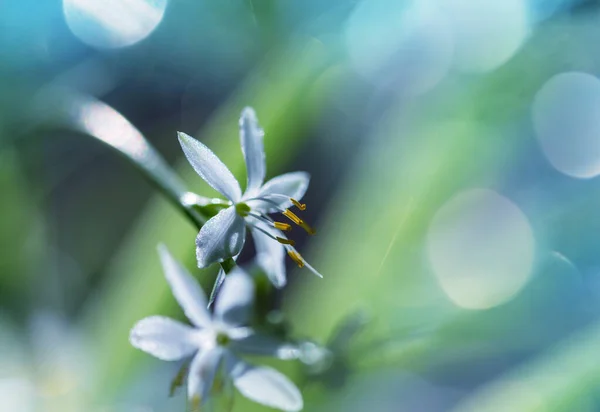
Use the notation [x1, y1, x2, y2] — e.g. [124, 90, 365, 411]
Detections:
[129, 245, 303, 411]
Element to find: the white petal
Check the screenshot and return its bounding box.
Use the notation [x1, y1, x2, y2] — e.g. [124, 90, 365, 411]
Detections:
[249, 171, 310, 212]
[214, 267, 255, 327]
[178, 132, 242, 202]
[158, 245, 212, 328]
[231, 333, 299, 360]
[208, 269, 227, 309]
[129, 316, 198, 361]
[239, 107, 266, 194]
[196, 207, 246, 268]
[187, 347, 224, 403]
[230, 360, 303, 412]
[251, 224, 286, 288]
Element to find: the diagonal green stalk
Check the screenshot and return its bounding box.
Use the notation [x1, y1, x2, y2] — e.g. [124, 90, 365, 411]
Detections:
[33, 88, 236, 278]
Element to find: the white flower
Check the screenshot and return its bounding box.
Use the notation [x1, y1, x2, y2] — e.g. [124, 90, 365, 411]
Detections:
[130, 245, 303, 412]
[178, 107, 322, 287]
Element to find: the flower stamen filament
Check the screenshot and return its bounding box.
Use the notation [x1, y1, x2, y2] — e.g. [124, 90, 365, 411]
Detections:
[250, 223, 296, 246]
[248, 211, 274, 225]
[247, 213, 293, 233]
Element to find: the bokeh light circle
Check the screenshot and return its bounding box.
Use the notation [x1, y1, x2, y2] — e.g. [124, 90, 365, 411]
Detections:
[63, 0, 168, 49]
[532, 72, 600, 179]
[437, 0, 529, 73]
[345, 0, 453, 96]
[427, 189, 535, 310]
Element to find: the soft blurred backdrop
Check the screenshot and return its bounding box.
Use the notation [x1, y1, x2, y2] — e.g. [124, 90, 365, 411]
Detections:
[3, 0, 600, 410]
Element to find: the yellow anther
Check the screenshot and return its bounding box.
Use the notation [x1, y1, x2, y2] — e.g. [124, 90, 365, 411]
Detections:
[274, 222, 292, 231]
[282, 209, 302, 225]
[287, 250, 305, 268]
[291, 198, 306, 210]
[300, 221, 316, 236]
[282, 209, 316, 235]
[276, 237, 295, 246]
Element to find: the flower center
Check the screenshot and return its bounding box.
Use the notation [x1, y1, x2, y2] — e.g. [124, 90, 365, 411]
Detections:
[216, 332, 230, 346]
[235, 202, 251, 217]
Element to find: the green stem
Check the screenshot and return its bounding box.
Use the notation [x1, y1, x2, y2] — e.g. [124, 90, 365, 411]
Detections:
[37, 89, 236, 276]
[220, 257, 236, 273]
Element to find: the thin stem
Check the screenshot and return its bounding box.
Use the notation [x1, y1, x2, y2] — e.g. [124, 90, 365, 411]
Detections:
[43, 91, 236, 277]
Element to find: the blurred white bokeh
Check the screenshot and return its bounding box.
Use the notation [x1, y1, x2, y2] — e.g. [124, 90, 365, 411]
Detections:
[437, 0, 529, 73]
[533, 72, 600, 179]
[427, 189, 535, 309]
[345, 0, 453, 96]
[63, 0, 168, 49]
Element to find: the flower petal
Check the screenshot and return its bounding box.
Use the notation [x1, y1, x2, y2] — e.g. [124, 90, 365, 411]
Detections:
[249, 171, 310, 212]
[251, 224, 286, 288]
[158, 245, 212, 328]
[208, 269, 227, 309]
[214, 267, 255, 327]
[230, 360, 303, 412]
[129, 316, 198, 361]
[196, 207, 246, 268]
[178, 132, 242, 202]
[187, 347, 224, 404]
[239, 107, 266, 194]
[231, 333, 299, 360]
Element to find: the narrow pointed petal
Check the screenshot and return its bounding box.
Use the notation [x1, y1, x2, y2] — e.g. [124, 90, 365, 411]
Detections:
[187, 347, 224, 404]
[301, 259, 324, 279]
[208, 269, 227, 309]
[178, 132, 242, 202]
[248, 171, 310, 212]
[196, 207, 246, 268]
[129, 316, 198, 361]
[251, 224, 286, 288]
[239, 107, 266, 194]
[158, 245, 212, 328]
[230, 360, 303, 412]
[231, 334, 299, 360]
[214, 267, 255, 327]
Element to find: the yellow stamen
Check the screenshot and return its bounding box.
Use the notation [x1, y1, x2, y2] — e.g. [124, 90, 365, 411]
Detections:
[274, 222, 292, 231]
[300, 221, 316, 236]
[282, 209, 316, 235]
[282, 209, 302, 225]
[276, 237, 295, 246]
[291, 198, 306, 210]
[287, 249, 305, 268]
